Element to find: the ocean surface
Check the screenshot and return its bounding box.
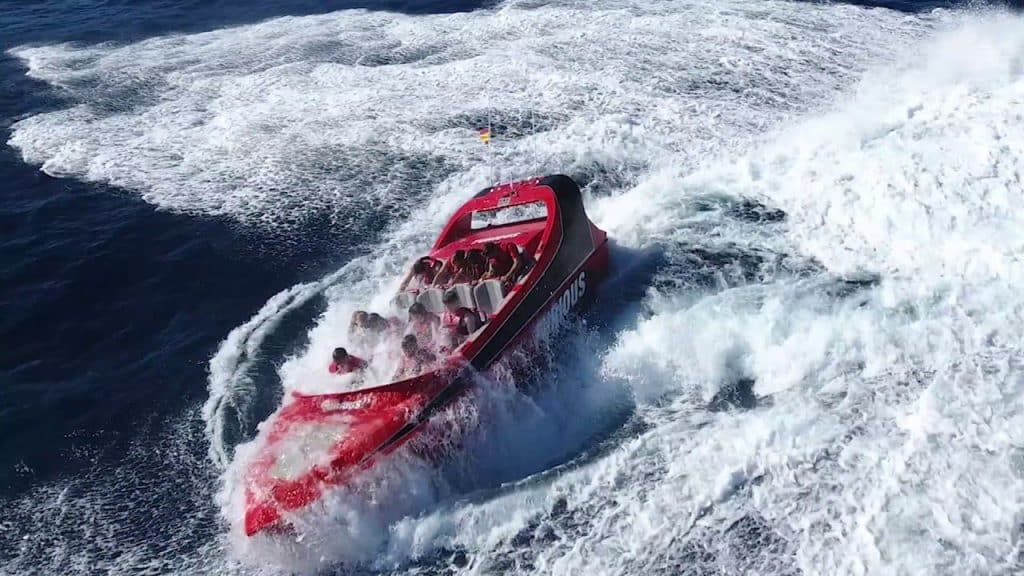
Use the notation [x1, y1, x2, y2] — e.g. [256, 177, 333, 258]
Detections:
[2, 0, 1023, 574]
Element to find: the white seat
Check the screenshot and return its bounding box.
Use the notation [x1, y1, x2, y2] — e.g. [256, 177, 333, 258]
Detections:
[446, 284, 476, 309]
[473, 280, 506, 316]
[391, 291, 417, 314]
[416, 288, 445, 315]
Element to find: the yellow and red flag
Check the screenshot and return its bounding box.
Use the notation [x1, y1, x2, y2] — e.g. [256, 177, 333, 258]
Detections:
[477, 127, 491, 144]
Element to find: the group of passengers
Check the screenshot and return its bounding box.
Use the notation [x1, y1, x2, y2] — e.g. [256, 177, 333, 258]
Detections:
[398, 241, 531, 292]
[329, 241, 532, 382]
[330, 308, 437, 381]
[330, 300, 472, 381]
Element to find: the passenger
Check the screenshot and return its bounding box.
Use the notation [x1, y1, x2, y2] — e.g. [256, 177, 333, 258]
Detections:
[479, 259, 505, 285]
[365, 312, 390, 334]
[407, 302, 440, 341]
[430, 251, 460, 287]
[399, 256, 443, 291]
[394, 334, 437, 379]
[441, 289, 481, 340]
[452, 249, 487, 284]
[348, 310, 369, 337]
[482, 241, 528, 284]
[387, 315, 404, 335]
[329, 347, 368, 375]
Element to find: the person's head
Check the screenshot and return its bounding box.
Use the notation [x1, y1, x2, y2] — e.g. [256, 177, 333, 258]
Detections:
[352, 310, 368, 326]
[412, 259, 431, 276]
[482, 242, 499, 256]
[442, 289, 460, 312]
[401, 334, 419, 357]
[408, 302, 428, 320]
[332, 347, 349, 362]
[368, 312, 387, 329]
[452, 250, 466, 267]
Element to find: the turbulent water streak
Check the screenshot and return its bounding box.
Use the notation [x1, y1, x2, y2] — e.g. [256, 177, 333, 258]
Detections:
[8, 0, 932, 228]
[6, 1, 1023, 575]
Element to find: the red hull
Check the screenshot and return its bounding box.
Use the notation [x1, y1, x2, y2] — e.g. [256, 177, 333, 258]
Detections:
[243, 175, 608, 536]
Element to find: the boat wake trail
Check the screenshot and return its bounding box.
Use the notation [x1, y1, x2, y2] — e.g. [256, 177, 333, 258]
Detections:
[6, 0, 1024, 574]
[205, 276, 341, 470]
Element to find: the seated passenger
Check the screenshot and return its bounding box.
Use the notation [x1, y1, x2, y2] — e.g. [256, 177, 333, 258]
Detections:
[348, 310, 369, 337]
[431, 253, 458, 287]
[483, 241, 529, 284]
[441, 289, 482, 340]
[387, 315, 404, 334]
[479, 259, 505, 286]
[329, 347, 368, 375]
[407, 302, 440, 341]
[394, 334, 437, 379]
[450, 249, 486, 284]
[399, 256, 443, 291]
[365, 312, 391, 334]
[434, 250, 464, 286]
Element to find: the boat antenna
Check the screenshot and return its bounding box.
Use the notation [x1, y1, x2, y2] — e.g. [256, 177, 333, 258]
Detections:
[479, 97, 496, 186]
[489, 108, 495, 185]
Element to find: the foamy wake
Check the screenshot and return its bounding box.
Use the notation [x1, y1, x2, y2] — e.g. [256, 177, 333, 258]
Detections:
[7, 0, 933, 229]
[8, 1, 1024, 575]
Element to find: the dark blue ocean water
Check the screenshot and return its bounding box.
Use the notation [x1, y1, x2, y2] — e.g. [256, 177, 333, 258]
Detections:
[0, 0, 495, 494]
[0, 0, 990, 573]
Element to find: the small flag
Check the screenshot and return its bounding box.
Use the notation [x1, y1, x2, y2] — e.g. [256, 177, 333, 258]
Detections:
[477, 127, 491, 144]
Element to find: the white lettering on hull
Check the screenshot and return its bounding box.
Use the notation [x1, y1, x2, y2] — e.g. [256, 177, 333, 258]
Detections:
[534, 271, 587, 343]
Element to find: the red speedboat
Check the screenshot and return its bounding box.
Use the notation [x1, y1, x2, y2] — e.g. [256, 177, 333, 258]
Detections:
[243, 175, 609, 536]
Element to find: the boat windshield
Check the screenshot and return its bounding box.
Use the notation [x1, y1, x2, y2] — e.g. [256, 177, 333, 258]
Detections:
[470, 200, 547, 230]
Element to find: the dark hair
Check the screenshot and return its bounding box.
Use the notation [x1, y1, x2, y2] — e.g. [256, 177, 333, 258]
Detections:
[408, 302, 427, 317]
[332, 347, 348, 361]
[412, 260, 430, 275]
[482, 242, 498, 255]
[452, 250, 466, 264]
[401, 334, 418, 352]
[367, 312, 388, 332]
[442, 289, 459, 304]
[457, 313, 477, 336]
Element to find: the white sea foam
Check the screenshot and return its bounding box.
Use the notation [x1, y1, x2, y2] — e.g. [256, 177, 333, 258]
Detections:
[371, 10, 1024, 576]
[10, 1, 1023, 575]
[7, 0, 932, 229]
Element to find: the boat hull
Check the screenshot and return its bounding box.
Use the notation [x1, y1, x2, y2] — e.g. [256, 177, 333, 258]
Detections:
[243, 175, 608, 536]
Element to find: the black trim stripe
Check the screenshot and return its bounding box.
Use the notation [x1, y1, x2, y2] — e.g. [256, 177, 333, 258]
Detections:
[470, 175, 595, 369]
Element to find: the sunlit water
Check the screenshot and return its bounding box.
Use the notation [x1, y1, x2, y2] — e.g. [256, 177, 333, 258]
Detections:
[4, 1, 1024, 574]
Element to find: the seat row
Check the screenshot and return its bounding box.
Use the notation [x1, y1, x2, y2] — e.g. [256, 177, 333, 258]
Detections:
[392, 280, 507, 317]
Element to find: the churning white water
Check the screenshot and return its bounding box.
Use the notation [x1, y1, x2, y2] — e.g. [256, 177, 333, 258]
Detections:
[6, 0, 1024, 574]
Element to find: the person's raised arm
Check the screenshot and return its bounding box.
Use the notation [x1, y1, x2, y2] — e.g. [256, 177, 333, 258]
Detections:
[398, 261, 416, 291]
[431, 258, 453, 287]
[503, 244, 525, 283]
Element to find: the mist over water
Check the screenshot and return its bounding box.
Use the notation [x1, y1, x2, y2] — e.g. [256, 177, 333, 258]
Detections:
[4, 0, 1024, 574]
